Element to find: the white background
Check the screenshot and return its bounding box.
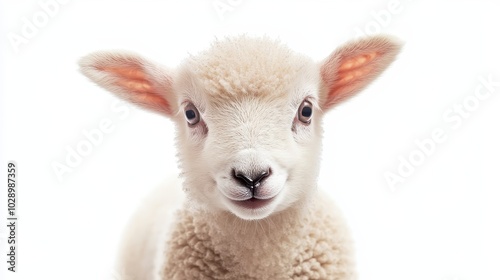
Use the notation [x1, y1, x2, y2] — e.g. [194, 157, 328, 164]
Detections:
[1, 1, 499, 279]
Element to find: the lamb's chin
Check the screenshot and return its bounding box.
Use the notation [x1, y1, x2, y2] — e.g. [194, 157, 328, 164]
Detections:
[224, 195, 282, 220]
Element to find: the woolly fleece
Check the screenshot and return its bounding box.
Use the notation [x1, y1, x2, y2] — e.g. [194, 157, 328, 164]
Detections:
[161, 191, 355, 279]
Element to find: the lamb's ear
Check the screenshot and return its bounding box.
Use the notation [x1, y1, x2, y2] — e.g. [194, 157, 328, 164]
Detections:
[320, 35, 402, 110]
[79, 51, 175, 117]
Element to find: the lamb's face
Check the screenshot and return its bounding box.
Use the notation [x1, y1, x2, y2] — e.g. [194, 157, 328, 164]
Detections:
[177, 96, 323, 220]
[79, 35, 401, 221]
[174, 40, 323, 219]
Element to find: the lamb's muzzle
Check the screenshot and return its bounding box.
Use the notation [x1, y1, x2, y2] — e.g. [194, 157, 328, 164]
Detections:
[233, 168, 271, 191]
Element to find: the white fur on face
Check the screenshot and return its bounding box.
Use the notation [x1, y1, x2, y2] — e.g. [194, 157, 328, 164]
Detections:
[79, 35, 401, 222]
[173, 55, 324, 220]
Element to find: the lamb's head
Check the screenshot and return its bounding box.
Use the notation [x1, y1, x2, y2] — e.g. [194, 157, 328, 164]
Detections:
[79, 35, 401, 220]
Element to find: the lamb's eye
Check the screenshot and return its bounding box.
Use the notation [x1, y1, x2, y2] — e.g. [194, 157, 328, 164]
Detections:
[184, 103, 200, 126]
[298, 100, 313, 124]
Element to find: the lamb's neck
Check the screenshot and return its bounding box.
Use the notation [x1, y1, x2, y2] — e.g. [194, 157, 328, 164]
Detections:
[191, 202, 313, 261]
[164, 194, 353, 279]
[226, 207, 305, 234]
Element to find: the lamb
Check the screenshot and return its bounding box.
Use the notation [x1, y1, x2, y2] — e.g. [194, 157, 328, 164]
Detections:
[79, 35, 401, 280]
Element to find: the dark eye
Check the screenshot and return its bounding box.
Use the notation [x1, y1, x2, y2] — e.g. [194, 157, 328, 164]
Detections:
[184, 103, 200, 126]
[298, 100, 313, 124]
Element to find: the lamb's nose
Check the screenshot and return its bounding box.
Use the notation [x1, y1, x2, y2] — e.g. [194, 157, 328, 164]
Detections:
[233, 169, 271, 190]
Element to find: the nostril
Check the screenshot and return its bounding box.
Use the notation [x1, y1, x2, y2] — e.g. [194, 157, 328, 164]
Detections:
[232, 168, 271, 189]
[233, 170, 254, 188]
[253, 169, 270, 187]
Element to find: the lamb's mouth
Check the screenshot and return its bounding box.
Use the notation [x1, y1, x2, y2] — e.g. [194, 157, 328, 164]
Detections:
[232, 196, 276, 209]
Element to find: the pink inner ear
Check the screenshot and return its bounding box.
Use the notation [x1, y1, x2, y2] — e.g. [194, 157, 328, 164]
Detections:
[99, 66, 151, 93]
[328, 53, 378, 101]
[97, 65, 170, 113]
[338, 52, 377, 72]
[320, 36, 401, 109]
[101, 66, 148, 80]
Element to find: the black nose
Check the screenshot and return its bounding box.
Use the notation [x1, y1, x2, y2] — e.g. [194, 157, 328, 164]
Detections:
[233, 169, 271, 191]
